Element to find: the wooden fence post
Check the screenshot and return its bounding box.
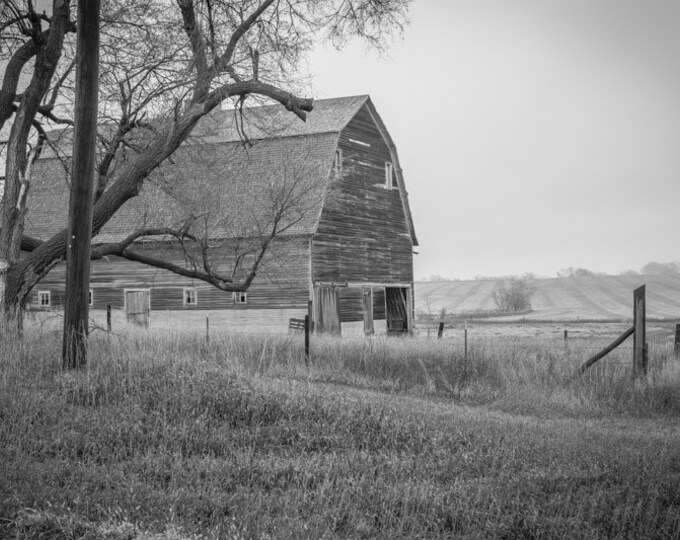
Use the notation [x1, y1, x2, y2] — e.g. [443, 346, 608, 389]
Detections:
[304, 315, 310, 365]
[437, 322, 444, 339]
[564, 329, 568, 341]
[464, 322, 468, 364]
[106, 305, 111, 332]
[633, 285, 646, 378]
[674, 323, 680, 354]
[307, 300, 313, 334]
[206, 315, 210, 344]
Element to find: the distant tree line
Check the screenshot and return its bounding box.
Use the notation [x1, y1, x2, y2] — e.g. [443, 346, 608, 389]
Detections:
[639, 261, 680, 275]
[419, 261, 680, 285]
[560, 262, 680, 277]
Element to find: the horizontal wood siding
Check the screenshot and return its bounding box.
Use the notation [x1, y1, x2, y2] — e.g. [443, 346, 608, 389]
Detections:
[336, 286, 387, 323]
[30, 235, 311, 311]
[312, 104, 413, 286]
[339, 287, 363, 323]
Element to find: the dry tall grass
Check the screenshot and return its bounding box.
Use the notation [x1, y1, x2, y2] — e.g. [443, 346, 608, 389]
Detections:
[2, 327, 680, 538]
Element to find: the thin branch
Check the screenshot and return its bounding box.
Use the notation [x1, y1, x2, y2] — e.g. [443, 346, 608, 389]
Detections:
[214, 0, 276, 74]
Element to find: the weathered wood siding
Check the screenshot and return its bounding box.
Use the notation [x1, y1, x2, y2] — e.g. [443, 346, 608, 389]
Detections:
[337, 286, 388, 323]
[312, 104, 413, 285]
[339, 287, 363, 323]
[30, 235, 311, 311]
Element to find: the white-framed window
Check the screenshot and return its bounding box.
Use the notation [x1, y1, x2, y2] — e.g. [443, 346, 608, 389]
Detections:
[334, 149, 342, 172]
[233, 291, 247, 304]
[88, 289, 93, 307]
[38, 291, 51, 307]
[385, 162, 393, 189]
[183, 287, 198, 306]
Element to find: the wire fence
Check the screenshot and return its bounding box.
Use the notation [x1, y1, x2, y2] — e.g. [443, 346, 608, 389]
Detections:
[415, 320, 680, 368]
[23, 304, 680, 372]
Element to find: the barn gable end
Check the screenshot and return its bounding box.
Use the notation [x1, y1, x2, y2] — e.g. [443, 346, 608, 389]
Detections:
[311, 100, 415, 333]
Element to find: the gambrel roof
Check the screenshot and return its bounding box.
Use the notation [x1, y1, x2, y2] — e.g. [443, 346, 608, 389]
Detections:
[25, 95, 417, 246]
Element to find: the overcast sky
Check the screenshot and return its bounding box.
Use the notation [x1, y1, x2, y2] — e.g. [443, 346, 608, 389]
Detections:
[308, 0, 680, 280]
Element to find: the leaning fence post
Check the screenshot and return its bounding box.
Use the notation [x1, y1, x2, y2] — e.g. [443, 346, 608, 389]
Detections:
[437, 322, 444, 339]
[304, 315, 310, 365]
[633, 285, 646, 379]
[106, 304, 111, 332]
[675, 324, 680, 354]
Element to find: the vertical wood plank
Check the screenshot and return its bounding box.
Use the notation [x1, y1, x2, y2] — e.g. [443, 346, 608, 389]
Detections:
[304, 315, 310, 364]
[362, 287, 374, 335]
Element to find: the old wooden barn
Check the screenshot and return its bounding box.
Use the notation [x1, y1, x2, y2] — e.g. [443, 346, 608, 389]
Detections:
[25, 95, 418, 335]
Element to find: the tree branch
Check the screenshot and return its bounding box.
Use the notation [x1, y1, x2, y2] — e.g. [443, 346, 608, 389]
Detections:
[176, 0, 211, 99]
[0, 33, 43, 130]
[214, 0, 276, 75]
[206, 80, 313, 121]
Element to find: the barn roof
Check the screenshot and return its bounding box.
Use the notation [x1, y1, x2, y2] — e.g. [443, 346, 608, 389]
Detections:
[193, 94, 370, 143]
[23, 95, 417, 245]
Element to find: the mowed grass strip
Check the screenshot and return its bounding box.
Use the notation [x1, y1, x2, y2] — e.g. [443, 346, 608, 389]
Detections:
[2, 328, 680, 539]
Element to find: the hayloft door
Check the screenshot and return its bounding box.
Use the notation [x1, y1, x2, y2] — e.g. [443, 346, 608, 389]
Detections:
[314, 285, 340, 335]
[125, 290, 150, 327]
[385, 287, 409, 334]
[362, 287, 374, 335]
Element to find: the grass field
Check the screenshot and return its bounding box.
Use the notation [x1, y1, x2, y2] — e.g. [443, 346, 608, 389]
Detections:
[2, 324, 680, 539]
[416, 274, 680, 321]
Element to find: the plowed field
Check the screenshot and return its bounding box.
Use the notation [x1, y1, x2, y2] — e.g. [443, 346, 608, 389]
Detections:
[416, 274, 680, 321]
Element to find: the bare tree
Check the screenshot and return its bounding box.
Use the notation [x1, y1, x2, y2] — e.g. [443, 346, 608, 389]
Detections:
[0, 0, 409, 328]
[492, 275, 536, 313]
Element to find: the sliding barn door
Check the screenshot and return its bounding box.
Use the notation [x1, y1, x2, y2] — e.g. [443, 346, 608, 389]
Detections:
[314, 285, 341, 335]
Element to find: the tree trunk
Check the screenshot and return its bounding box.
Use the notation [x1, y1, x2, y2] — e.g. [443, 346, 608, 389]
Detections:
[62, 0, 100, 369]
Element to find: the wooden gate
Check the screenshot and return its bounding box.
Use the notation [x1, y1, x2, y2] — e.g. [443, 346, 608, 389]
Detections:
[125, 289, 150, 327]
[314, 285, 340, 335]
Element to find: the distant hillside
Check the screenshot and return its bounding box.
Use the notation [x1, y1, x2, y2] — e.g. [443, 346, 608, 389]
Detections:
[415, 274, 680, 321]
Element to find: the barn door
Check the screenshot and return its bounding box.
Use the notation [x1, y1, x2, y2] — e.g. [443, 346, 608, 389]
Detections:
[362, 287, 374, 335]
[125, 290, 150, 327]
[314, 285, 340, 335]
[385, 287, 409, 334]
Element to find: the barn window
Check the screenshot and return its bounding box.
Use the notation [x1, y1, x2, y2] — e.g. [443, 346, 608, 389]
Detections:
[334, 149, 342, 172]
[183, 288, 198, 306]
[385, 162, 393, 189]
[88, 289, 93, 307]
[38, 291, 51, 307]
[233, 291, 247, 304]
